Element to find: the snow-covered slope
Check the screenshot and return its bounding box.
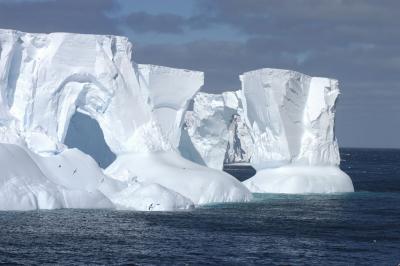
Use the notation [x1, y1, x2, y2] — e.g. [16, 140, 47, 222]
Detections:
[179, 91, 253, 170]
[240, 68, 353, 193]
[0, 143, 114, 210]
[0, 28, 252, 210]
[0, 142, 195, 211]
[106, 151, 252, 205]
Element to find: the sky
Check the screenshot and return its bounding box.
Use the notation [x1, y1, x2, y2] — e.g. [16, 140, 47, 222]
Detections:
[0, 0, 399, 148]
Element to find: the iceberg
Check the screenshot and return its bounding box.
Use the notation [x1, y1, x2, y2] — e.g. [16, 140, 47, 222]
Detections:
[0, 29, 252, 211]
[179, 68, 353, 194]
[240, 68, 354, 193]
[0, 28, 353, 210]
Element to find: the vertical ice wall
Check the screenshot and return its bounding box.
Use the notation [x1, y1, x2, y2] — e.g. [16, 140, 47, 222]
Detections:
[240, 68, 340, 170]
[240, 68, 353, 193]
[137, 64, 203, 149]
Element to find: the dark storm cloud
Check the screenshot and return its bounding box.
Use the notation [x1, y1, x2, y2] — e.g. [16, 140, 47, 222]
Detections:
[0, 0, 120, 34]
[124, 12, 186, 34]
[121, 0, 400, 87]
[196, 0, 400, 32]
[134, 39, 305, 90]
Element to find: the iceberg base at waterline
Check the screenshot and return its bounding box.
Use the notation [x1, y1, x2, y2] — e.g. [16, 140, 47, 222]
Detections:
[0, 143, 114, 211]
[105, 151, 253, 205]
[110, 182, 194, 211]
[243, 166, 354, 194]
[0, 142, 252, 211]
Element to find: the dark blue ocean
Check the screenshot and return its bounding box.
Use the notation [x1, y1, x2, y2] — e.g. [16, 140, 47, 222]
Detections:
[0, 149, 399, 265]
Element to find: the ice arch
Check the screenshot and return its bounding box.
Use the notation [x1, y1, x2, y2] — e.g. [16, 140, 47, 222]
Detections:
[0, 29, 253, 209]
[64, 112, 116, 168]
[0, 30, 199, 156]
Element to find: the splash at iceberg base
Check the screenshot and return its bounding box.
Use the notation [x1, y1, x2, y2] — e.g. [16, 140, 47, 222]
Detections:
[243, 166, 354, 194]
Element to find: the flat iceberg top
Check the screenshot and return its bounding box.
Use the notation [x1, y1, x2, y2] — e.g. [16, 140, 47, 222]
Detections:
[138, 64, 203, 76]
[240, 67, 338, 83]
[0, 28, 130, 41]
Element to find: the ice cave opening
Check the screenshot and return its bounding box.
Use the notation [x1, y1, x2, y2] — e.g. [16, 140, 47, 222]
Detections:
[222, 114, 256, 181]
[64, 111, 116, 168]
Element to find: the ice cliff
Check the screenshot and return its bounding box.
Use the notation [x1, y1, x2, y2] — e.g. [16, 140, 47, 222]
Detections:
[0, 29, 252, 211]
[240, 68, 354, 193]
[240, 69, 340, 169]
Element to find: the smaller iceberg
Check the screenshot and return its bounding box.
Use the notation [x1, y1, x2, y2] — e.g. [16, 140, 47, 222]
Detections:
[179, 68, 354, 194]
[240, 68, 354, 193]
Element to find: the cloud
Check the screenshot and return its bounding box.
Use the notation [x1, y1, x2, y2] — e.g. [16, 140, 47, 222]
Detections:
[121, 0, 400, 90]
[124, 12, 186, 34]
[134, 39, 312, 91]
[0, 0, 120, 34]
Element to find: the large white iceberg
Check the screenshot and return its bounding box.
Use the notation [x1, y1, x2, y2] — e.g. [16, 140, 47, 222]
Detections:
[240, 68, 354, 193]
[0, 28, 353, 210]
[0, 29, 252, 210]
